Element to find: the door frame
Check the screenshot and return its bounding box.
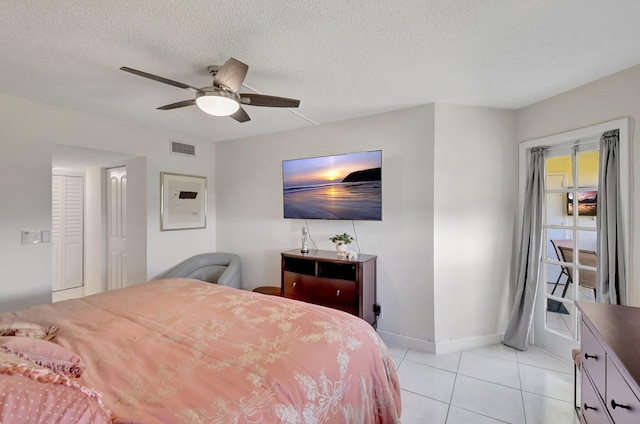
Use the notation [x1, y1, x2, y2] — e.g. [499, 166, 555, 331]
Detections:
[518, 118, 631, 359]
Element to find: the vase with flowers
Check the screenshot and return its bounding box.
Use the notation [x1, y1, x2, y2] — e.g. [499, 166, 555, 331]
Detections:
[329, 233, 354, 256]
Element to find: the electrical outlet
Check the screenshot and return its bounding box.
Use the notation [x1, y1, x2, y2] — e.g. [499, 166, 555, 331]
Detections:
[373, 304, 382, 319]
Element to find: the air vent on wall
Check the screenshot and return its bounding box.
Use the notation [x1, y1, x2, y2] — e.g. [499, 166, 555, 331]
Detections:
[170, 140, 196, 157]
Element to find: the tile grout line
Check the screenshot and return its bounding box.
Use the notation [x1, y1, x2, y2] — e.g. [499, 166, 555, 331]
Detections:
[443, 347, 464, 423]
[516, 350, 529, 424]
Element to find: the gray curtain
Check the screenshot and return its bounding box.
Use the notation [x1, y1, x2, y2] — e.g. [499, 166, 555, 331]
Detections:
[503, 147, 546, 351]
[597, 129, 626, 305]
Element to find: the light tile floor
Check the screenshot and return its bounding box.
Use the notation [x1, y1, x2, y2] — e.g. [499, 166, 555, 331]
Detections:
[388, 342, 580, 424]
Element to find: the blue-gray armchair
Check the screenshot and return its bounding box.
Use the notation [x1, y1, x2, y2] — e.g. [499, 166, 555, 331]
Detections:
[154, 252, 241, 289]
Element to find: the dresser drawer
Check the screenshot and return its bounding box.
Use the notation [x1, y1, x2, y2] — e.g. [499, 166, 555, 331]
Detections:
[606, 357, 640, 424]
[283, 271, 356, 309]
[582, 371, 613, 424]
[582, 320, 607, 397]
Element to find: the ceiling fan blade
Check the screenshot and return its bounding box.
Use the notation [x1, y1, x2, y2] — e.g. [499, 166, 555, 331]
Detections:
[157, 99, 196, 110]
[213, 58, 248, 92]
[230, 107, 250, 123]
[120, 67, 199, 93]
[239, 93, 300, 108]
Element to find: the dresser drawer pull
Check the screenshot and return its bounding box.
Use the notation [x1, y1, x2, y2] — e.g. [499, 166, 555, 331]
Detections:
[584, 353, 598, 360]
[336, 290, 340, 296]
[611, 399, 631, 410]
[583, 403, 597, 412]
[292, 282, 297, 288]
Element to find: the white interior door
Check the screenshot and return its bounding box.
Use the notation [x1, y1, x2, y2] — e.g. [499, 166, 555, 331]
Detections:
[52, 174, 84, 291]
[520, 118, 631, 361]
[533, 166, 579, 359]
[107, 167, 127, 290]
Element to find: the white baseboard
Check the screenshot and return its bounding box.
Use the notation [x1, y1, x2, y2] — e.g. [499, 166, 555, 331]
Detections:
[432, 333, 504, 354]
[377, 329, 504, 355]
[377, 329, 436, 353]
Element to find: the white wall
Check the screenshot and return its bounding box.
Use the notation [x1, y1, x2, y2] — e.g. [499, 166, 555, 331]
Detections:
[433, 104, 517, 346]
[215, 105, 437, 344]
[85, 164, 105, 294]
[0, 93, 217, 313]
[214, 103, 518, 351]
[516, 64, 640, 306]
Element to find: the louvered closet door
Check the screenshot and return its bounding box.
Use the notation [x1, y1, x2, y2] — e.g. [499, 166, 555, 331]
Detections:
[52, 175, 84, 291]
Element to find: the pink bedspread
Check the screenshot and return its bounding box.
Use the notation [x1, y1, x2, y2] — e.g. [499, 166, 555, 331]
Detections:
[1, 279, 401, 423]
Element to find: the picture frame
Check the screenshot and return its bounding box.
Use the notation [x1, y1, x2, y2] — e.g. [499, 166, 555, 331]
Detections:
[567, 190, 597, 216]
[160, 172, 207, 230]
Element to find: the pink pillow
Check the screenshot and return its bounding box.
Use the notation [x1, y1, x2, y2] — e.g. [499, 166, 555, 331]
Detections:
[0, 352, 111, 424]
[0, 336, 85, 378]
[0, 322, 59, 340]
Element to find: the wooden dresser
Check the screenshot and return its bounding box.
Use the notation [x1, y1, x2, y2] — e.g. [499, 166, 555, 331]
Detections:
[576, 301, 640, 424]
[281, 249, 377, 326]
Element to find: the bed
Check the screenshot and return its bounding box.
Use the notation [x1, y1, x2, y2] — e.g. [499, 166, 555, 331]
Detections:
[0, 278, 401, 423]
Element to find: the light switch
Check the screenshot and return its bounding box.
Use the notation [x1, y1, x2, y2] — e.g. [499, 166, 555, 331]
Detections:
[21, 230, 42, 245]
[41, 230, 50, 243]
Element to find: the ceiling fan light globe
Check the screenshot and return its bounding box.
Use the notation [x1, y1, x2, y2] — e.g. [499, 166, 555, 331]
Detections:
[195, 91, 240, 116]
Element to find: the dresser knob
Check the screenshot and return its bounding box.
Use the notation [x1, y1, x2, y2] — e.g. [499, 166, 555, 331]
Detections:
[293, 282, 297, 288]
[336, 290, 340, 296]
[583, 403, 597, 411]
[584, 353, 598, 360]
[611, 399, 631, 410]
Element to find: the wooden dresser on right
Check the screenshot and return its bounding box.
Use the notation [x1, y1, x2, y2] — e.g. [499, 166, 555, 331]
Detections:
[576, 301, 640, 424]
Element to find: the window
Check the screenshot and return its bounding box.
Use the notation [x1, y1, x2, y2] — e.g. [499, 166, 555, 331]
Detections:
[543, 142, 599, 340]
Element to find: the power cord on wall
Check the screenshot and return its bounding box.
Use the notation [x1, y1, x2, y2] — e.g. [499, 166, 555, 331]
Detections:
[351, 220, 361, 255]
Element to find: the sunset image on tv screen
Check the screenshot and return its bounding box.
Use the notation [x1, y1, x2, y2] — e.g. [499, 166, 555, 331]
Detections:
[283, 150, 382, 220]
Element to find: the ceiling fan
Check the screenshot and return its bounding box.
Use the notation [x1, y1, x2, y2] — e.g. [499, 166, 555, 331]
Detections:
[120, 58, 300, 123]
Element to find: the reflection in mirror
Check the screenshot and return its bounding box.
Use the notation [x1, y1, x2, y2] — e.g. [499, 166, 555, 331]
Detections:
[546, 154, 574, 189]
[546, 262, 567, 297]
[546, 300, 575, 340]
[577, 150, 599, 188]
[577, 229, 596, 250]
[546, 192, 567, 226]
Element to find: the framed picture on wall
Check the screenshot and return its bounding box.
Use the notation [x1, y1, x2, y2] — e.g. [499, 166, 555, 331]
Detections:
[160, 172, 207, 230]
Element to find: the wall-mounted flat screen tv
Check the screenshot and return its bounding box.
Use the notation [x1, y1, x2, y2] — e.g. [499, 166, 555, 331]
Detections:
[567, 191, 597, 216]
[283, 150, 382, 220]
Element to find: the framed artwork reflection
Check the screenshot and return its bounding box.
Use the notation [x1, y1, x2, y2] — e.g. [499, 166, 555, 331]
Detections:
[567, 190, 597, 216]
[160, 172, 207, 230]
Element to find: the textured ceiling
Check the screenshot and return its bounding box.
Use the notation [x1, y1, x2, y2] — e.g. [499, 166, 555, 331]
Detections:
[1, 1, 640, 143]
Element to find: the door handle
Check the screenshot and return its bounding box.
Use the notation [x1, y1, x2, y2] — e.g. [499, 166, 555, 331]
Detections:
[611, 399, 631, 410]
